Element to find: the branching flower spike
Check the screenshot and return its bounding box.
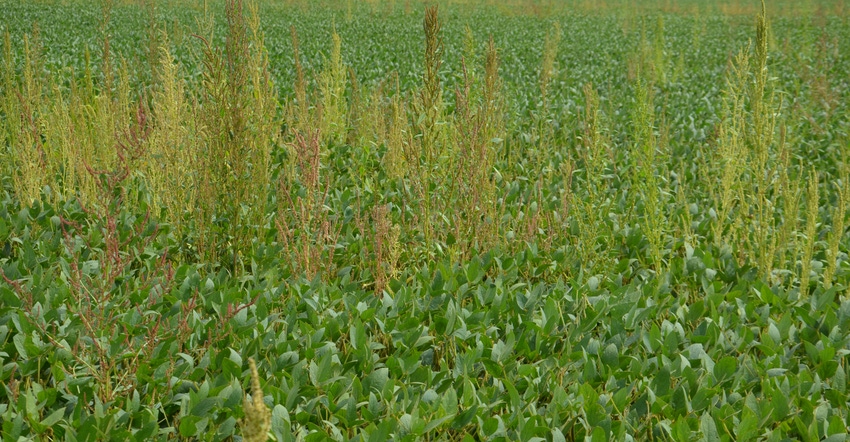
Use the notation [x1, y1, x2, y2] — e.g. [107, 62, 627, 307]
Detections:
[240, 358, 271, 442]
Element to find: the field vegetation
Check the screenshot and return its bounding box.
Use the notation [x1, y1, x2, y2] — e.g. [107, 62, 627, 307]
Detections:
[1, 0, 850, 440]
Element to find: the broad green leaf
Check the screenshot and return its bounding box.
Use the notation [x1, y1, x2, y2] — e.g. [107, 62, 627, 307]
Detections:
[700, 413, 720, 442]
[40, 408, 64, 427]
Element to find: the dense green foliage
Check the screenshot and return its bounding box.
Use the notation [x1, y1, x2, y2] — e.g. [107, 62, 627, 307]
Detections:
[1, 0, 850, 440]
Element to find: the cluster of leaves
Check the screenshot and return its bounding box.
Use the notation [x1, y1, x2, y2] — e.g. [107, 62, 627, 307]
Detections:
[2, 192, 849, 440]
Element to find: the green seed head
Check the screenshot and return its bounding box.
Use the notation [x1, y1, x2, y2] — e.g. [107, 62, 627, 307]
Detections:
[240, 358, 271, 442]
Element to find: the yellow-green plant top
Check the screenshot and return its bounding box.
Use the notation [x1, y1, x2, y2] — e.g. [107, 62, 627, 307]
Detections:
[240, 358, 272, 442]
